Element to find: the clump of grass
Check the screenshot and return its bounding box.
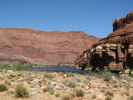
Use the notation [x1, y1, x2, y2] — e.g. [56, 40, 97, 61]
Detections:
[105, 91, 114, 97]
[105, 95, 112, 100]
[105, 91, 113, 100]
[61, 94, 71, 100]
[127, 96, 133, 100]
[15, 85, 29, 98]
[102, 71, 112, 81]
[64, 80, 76, 88]
[92, 94, 96, 99]
[55, 92, 60, 97]
[42, 84, 55, 95]
[0, 84, 8, 92]
[47, 86, 55, 95]
[43, 73, 54, 79]
[66, 73, 75, 77]
[74, 88, 84, 97]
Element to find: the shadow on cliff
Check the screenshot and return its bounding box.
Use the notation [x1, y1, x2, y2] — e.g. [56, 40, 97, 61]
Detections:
[127, 53, 133, 69]
[90, 51, 114, 71]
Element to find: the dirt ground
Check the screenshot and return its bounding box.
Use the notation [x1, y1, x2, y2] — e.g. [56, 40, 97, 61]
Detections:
[0, 69, 133, 100]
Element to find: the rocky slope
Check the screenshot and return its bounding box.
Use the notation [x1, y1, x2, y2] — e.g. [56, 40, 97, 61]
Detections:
[0, 28, 98, 65]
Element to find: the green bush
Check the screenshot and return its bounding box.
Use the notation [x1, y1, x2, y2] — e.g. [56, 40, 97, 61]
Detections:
[102, 71, 113, 81]
[0, 63, 32, 71]
[15, 85, 29, 98]
[0, 84, 8, 92]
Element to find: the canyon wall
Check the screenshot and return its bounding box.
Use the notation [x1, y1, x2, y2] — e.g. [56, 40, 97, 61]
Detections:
[0, 29, 98, 65]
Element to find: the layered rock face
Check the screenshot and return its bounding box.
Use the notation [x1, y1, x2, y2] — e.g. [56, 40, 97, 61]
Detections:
[77, 12, 133, 71]
[0, 28, 98, 65]
[90, 13, 133, 70]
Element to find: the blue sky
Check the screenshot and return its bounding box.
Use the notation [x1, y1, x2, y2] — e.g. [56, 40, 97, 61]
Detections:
[0, 0, 132, 37]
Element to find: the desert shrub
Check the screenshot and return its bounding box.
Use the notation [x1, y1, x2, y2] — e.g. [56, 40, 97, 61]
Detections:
[102, 71, 113, 81]
[15, 85, 29, 98]
[47, 86, 55, 95]
[55, 93, 60, 97]
[105, 91, 114, 97]
[105, 91, 113, 100]
[105, 95, 112, 100]
[127, 96, 133, 100]
[92, 94, 96, 99]
[43, 73, 54, 79]
[61, 94, 71, 100]
[74, 88, 84, 97]
[66, 73, 75, 77]
[64, 80, 76, 88]
[0, 84, 8, 92]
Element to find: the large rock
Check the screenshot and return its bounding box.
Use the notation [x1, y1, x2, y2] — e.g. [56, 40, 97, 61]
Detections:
[0, 28, 98, 65]
[76, 12, 133, 71]
[90, 13, 133, 70]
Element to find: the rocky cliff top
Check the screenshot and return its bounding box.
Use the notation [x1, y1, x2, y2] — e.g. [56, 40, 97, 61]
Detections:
[113, 12, 133, 31]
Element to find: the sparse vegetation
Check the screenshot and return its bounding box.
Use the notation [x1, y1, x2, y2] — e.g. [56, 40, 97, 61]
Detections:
[43, 73, 54, 79]
[105, 91, 114, 97]
[47, 85, 55, 95]
[127, 96, 133, 100]
[55, 92, 60, 97]
[61, 94, 71, 100]
[105, 91, 113, 100]
[0, 63, 32, 71]
[92, 94, 96, 99]
[0, 84, 8, 92]
[102, 71, 113, 81]
[105, 95, 112, 100]
[0, 67, 132, 100]
[74, 87, 84, 97]
[66, 72, 75, 77]
[15, 85, 29, 98]
[64, 80, 76, 88]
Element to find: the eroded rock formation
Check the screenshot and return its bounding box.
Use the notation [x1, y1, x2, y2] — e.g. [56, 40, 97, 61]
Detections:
[76, 12, 133, 71]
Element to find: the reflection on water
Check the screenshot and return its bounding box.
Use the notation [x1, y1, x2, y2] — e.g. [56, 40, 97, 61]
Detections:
[32, 66, 87, 74]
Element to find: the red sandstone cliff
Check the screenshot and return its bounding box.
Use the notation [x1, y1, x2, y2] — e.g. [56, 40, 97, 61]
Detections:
[0, 28, 98, 65]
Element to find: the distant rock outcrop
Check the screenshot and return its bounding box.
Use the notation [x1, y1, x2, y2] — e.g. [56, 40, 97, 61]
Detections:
[0, 29, 98, 65]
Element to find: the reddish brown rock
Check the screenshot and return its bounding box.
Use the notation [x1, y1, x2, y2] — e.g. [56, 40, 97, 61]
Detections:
[113, 12, 133, 31]
[76, 12, 133, 71]
[0, 28, 98, 65]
